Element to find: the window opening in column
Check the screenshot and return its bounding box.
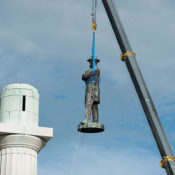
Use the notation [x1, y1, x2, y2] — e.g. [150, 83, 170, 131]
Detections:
[22, 96, 26, 111]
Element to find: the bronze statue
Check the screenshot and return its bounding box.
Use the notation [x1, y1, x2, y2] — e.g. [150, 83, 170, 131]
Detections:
[81, 57, 100, 124]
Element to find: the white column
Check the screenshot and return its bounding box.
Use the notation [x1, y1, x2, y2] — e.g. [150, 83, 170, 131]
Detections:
[0, 135, 45, 175]
[0, 84, 53, 175]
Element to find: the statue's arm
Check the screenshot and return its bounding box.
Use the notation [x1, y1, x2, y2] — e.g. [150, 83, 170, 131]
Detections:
[82, 69, 93, 81]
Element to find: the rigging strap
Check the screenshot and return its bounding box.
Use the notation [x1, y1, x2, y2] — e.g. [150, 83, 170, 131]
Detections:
[92, 0, 97, 77]
[92, 31, 96, 75]
[86, 76, 98, 84]
[85, 0, 98, 85]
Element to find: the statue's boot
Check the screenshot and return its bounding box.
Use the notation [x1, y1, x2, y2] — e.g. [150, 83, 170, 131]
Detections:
[81, 119, 90, 124]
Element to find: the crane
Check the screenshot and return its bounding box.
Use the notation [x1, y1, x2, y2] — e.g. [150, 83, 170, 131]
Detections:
[77, 1, 175, 174]
[102, 0, 175, 175]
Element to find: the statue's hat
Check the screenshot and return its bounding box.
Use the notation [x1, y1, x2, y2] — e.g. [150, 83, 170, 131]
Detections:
[87, 56, 100, 63]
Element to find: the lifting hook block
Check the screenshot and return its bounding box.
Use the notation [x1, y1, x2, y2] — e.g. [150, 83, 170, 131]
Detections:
[92, 22, 97, 31]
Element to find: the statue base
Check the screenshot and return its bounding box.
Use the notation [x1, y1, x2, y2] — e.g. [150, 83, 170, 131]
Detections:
[78, 122, 104, 133]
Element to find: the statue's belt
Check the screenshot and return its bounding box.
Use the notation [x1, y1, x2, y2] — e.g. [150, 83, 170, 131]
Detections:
[86, 76, 98, 84]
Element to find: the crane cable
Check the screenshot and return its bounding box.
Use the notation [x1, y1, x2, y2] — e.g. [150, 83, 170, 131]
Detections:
[91, 0, 97, 75]
[91, 0, 97, 30]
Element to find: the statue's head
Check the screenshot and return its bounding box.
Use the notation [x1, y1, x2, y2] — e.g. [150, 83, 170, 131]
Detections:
[87, 56, 100, 68]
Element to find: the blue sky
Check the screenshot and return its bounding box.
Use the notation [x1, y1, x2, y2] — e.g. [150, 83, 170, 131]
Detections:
[1, 0, 175, 174]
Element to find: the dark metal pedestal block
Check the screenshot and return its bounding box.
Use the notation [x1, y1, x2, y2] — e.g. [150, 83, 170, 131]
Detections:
[78, 123, 104, 133]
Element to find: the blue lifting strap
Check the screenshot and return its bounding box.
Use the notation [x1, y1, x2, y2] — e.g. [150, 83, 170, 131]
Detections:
[85, 0, 98, 85]
[86, 31, 98, 85]
[92, 31, 95, 75]
[86, 76, 98, 84]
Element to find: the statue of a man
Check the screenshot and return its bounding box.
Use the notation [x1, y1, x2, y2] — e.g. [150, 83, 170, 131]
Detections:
[81, 57, 100, 124]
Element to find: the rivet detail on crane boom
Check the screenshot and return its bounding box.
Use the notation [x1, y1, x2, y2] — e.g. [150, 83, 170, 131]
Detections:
[121, 51, 136, 61]
[160, 156, 175, 168]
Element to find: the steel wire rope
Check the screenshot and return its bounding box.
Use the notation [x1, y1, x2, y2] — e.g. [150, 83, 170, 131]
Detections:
[91, 0, 97, 23]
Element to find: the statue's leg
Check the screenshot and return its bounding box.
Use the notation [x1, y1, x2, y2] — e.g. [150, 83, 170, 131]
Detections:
[81, 96, 93, 124]
[85, 103, 92, 121]
[92, 103, 98, 123]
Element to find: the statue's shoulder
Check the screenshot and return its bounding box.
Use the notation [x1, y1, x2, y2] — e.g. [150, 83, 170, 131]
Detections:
[95, 66, 100, 71]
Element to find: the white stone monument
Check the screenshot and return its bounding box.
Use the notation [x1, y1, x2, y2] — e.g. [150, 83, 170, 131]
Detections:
[0, 83, 53, 175]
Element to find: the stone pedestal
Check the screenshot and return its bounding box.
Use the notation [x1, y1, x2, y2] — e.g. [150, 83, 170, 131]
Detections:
[0, 84, 53, 175]
[78, 122, 104, 133]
